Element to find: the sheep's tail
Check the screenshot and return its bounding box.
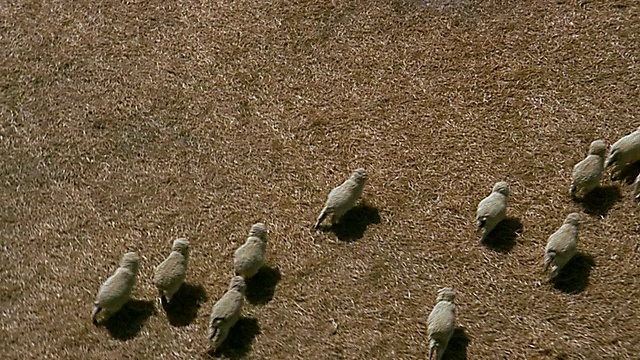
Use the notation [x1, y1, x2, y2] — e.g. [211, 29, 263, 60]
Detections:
[544, 251, 556, 272]
[91, 305, 101, 325]
[476, 217, 486, 237]
[207, 319, 224, 352]
[314, 208, 328, 229]
[605, 151, 617, 168]
[428, 339, 438, 360]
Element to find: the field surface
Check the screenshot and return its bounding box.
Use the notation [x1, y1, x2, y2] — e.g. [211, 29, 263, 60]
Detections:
[1, 0, 639, 359]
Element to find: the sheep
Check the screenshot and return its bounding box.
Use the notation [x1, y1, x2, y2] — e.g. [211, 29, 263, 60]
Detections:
[633, 172, 640, 200]
[544, 213, 580, 282]
[234, 223, 267, 279]
[314, 168, 367, 229]
[153, 238, 190, 305]
[606, 126, 640, 180]
[91, 252, 140, 325]
[570, 140, 607, 199]
[208, 276, 246, 353]
[475, 181, 509, 241]
[427, 288, 457, 360]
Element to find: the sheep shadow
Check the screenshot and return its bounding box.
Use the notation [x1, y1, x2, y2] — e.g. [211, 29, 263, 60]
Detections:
[578, 185, 621, 216]
[482, 216, 523, 253]
[245, 265, 281, 306]
[104, 299, 156, 341]
[320, 203, 381, 242]
[443, 327, 471, 360]
[207, 317, 261, 359]
[552, 252, 595, 294]
[163, 282, 208, 327]
[612, 161, 640, 184]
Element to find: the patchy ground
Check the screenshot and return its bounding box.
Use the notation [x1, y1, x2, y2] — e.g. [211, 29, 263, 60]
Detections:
[1, 0, 639, 359]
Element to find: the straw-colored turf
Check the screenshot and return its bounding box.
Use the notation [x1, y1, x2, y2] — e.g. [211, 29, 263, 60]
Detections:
[1, 0, 638, 359]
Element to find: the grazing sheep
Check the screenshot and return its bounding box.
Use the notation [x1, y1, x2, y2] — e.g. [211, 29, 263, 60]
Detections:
[234, 223, 267, 279]
[570, 140, 607, 199]
[633, 173, 640, 200]
[208, 276, 246, 353]
[91, 252, 140, 325]
[427, 288, 457, 360]
[475, 181, 510, 241]
[314, 168, 367, 229]
[606, 126, 640, 180]
[544, 213, 580, 282]
[153, 238, 190, 305]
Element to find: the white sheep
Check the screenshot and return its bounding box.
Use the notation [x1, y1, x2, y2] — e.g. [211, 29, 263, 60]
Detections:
[606, 126, 640, 179]
[427, 288, 457, 360]
[314, 168, 367, 229]
[633, 172, 640, 200]
[234, 223, 267, 279]
[570, 140, 607, 199]
[153, 238, 190, 305]
[208, 276, 246, 353]
[91, 252, 140, 325]
[544, 213, 580, 282]
[475, 181, 509, 241]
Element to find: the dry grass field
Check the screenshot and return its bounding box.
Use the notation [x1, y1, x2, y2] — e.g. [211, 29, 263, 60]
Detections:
[1, 0, 639, 359]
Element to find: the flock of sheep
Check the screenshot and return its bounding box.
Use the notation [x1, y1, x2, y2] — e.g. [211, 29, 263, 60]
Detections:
[90, 126, 640, 359]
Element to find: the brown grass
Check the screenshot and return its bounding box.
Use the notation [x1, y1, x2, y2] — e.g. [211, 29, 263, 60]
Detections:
[1, 0, 639, 359]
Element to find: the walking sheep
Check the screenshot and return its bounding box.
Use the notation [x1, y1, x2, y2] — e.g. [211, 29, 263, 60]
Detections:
[91, 252, 140, 325]
[234, 223, 267, 279]
[544, 213, 580, 282]
[153, 238, 190, 305]
[314, 168, 367, 229]
[476, 181, 510, 241]
[208, 276, 246, 353]
[606, 126, 640, 180]
[427, 288, 457, 360]
[570, 140, 607, 199]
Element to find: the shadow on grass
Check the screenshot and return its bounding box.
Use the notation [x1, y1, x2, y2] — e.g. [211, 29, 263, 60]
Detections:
[482, 217, 523, 253]
[206, 317, 261, 359]
[552, 252, 595, 294]
[318, 203, 380, 242]
[245, 265, 281, 306]
[578, 185, 621, 216]
[163, 282, 208, 327]
[443, 326, 471, 360]
[104, 299, 156, 341]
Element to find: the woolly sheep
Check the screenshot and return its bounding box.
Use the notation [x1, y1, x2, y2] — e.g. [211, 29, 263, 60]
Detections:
[234, 223, 267, 279]
[427, 288, 457, 360]
[475, 181, 509, 241]
[208, 276, 246, 353]
[570, 140, 607, 199]
[153, 238, 190, 305]
[634, 172, 640, 200]
[314, 168, 367, 229]
[544, 213, 580, 282]
[606, 126, 640, 179]
[91, 252, 140, 325]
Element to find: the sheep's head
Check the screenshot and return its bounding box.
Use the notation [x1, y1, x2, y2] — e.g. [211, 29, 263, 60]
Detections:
[436, 287, 457, 303]
[229, 275, 247, 293]
[351, 168, 368, 183]
[492, 181, 510, 197]
[249, 223, 267, 242]
[564, 212, 581, 227]
[172, 238, 190, 257]
[588, 140, 607, 157]
[120, 252, 140, 273]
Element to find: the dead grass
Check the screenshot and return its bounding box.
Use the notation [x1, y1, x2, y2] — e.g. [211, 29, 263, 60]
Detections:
[1, 0, 639, 359]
